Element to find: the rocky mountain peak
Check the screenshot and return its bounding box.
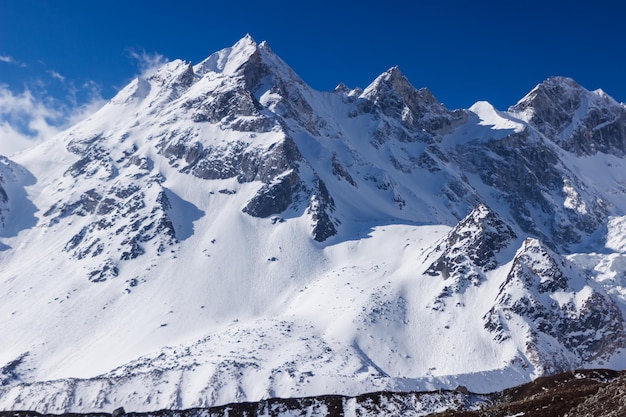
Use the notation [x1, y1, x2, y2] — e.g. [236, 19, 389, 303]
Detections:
[426, 204, 518, 275]
[509, 76, 626, 156]
[360, 66, 465, 133]
[362, 66, 437, 108]
[424, 205, 517, 305]
[192, 35, 302, 93]
[509, 76, 584, 136]
[515, 76, 583, 105]
[194, 34, 261, 76]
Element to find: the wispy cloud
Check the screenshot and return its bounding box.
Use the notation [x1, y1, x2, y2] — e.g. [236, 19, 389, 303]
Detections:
[48, 70, 66, 83]
[66, 81, 106, 126]
[0, 55, 25, 67]
[127, 49, 169, 78]
[0, 81, 105, 156]
[0, 85, 62, 155]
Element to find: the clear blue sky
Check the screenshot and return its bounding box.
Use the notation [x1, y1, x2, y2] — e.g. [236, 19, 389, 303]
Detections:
[1, 0, 625, 142]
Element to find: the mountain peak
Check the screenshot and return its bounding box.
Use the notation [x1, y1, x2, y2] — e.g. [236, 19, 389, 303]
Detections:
[511, 76, 583, 113]
[241, 33, 256, 43]
[194, 34, 262, 76]
[363, 66, 424, 100]
[382, 65, 405, 81]
[510, 75, 622, 116]
[220, 34, 261, 74]
[426, 204, 517, 277]
[509, 75, 626, 156]
[542, 75, 580, 89]
[359, 66, 461, 132]
[231, 33, 258, 54]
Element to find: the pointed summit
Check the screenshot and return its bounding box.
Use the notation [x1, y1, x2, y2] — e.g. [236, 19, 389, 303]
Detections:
[363, 66, 424, 101]
[194, 34, 261, 76]
[510, 76, 626, 156]
[426, 204, 518, 278]
[360, 66, 465, 132]
[193, 34, 305, 94]
[510, 76, 584, 121]
[362, 66, 436, 110]
[511, 76, 622, 117]
[221, 34, 260, 74]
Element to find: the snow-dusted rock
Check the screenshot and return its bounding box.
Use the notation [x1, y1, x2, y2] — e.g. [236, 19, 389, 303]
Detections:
[484, 238, 626, 373]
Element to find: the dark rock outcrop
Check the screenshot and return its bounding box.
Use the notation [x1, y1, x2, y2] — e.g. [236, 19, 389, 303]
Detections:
[484, 239, 626, 372]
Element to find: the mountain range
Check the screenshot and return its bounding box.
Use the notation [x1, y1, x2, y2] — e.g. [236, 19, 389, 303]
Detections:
[1, 35, 626, 414]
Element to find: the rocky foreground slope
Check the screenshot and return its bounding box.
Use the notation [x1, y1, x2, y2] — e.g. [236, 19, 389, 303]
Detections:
[2, 369, 625, 416]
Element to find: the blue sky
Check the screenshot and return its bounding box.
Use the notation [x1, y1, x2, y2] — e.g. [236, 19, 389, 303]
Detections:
[1, 0, 625, 154]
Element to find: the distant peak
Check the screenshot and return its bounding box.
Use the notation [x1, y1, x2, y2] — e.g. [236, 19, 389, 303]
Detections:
[195, 35, 262, 76]
[385, 65, 403, 78]
[510, 75, 585, 115]
[379, 66, 409, 86]
[511, 75, 622, 116]
[334, 82, 350, 94]
[363, 66, 419, 99]
[366, 66, 442, 107]
[542, 75, 580, 88]
[234, 33, 258, 49]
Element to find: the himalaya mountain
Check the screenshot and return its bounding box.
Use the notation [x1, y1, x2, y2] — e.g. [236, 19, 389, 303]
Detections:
[2, 35, 626, 414]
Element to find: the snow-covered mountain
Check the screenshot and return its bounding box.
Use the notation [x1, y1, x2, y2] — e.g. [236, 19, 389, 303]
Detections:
[2, 35, 626, 413]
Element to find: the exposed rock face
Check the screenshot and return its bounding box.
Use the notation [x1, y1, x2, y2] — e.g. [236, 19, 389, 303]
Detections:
[243, 170, 302, 218]
[426, 204, 517, 277]
[453, 129, 607, 251]
[511, 76, 626, 156]
[360, 67, 468, 135]
[425, 205, 517, 309]
[511, 76, 585, 139]
[571, 373, 626, 417]
[306, 179, 338, 242]
[484, 238, 626, 373]
[0, 175, 8, 232]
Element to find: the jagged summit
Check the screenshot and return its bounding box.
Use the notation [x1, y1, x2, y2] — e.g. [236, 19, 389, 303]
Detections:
[194, 34, 260, 75]
[359, 66, 466, 133]
[192, 34, 303, 90]
[510, 75, 626, 156]
[510, 76, 585, 121]
[362, 65, 439, 108]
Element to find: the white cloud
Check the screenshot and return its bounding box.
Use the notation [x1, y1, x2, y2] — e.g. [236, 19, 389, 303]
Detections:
[48, 70, 66, 83]
[128, 49, 169, 78]
[67, 92, 106, 127]
[0, 83, 105, 157]
[0, 86, 60, 155]
[0, 55, 25, 67]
